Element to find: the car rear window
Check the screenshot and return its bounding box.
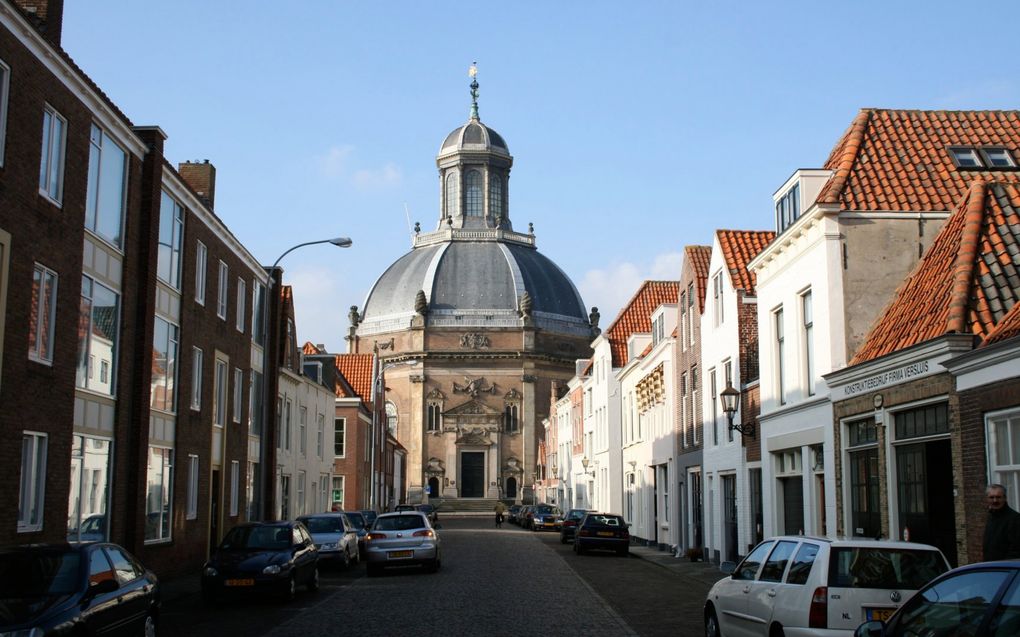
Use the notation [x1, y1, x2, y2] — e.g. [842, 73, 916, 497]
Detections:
[787, 542, 820, 585]
[375, 515, 425, 531]
[829, 547, 949, 589]
[301, 517, 343, 533]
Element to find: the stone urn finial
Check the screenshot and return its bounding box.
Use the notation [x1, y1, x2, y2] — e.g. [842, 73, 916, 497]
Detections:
[519, 291, 533, 318]
[348, 305, 360, 326]
[414, 289, 428, 315]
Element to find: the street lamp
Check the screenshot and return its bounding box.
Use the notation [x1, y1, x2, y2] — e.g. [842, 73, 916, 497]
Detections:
[257, 237, 352, 520]
[720, 381, 755, 439]
[370, 357, 418, 511]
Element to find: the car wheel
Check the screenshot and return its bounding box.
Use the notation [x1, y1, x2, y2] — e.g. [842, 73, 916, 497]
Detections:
[769, 626, 785, 637]
[307, 566, 320, 592]
[143, 612, 157, 637]
[341, 549, 351, 569]
[705, 607, 721, 637]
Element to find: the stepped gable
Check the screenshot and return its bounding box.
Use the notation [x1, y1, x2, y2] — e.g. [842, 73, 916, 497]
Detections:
[852, 181, 1020, 364]
[717, 230, 775, 294]
[817, 109, 1020, 212]
[333, 353, 375, 400]
[686, 245, 712, 310]
[605, 281, 680, 368]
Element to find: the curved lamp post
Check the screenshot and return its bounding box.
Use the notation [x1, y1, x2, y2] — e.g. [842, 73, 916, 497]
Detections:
[370, 357, 418, 510]
[257, 237, 351, 520]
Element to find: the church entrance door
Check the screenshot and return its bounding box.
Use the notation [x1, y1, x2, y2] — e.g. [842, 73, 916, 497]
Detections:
[460, 452, 485, 498]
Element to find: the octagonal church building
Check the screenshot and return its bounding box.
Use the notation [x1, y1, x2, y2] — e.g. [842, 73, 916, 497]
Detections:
[348, 73, 596, 506]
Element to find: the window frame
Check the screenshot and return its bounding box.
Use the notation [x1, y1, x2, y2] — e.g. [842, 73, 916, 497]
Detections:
[235, 277, 246, 332]
[230, 460, 239, 517]
[156, 191, 184, 289]
[712, 271, 724, 325]
[144, 446, 173, 543]
[213, 358, 228, 428]
[334, 417, 346, 458]
[150, 316, 179, 413]
[986, 408, 1020, 510]
[76, 275, 120, 396]
[29, 263, 58, 365]
[190, 347, 203, 411]
[39, 104, 67, 205]
[801, 289, 814, 397]
[84, 124, 128, 249]
[186, 454, 199, 520]
[233, 367, 243, 423]
[775, 307, 786, 405]
[194, 241, 207, 305]
[18, 430, 48, 532]
[0, 58, 9, 167]
[216, 260, 229, 320]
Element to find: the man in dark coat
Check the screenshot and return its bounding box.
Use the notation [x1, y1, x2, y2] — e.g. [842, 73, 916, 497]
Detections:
[983, 484, 1020, 561]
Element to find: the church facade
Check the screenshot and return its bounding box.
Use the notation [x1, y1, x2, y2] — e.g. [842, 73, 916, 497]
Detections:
[348, 73, 596, 504]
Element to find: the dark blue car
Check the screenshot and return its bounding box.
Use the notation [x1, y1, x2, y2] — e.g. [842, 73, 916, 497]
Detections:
[202, 521, 319, 603]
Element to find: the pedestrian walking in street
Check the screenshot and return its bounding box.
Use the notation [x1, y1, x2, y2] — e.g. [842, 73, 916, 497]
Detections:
[983, 483, 1020, 561]
[494, 501, 506, 528]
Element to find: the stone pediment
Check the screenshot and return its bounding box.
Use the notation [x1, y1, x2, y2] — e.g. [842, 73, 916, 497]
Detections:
[444, 399, 502, 417]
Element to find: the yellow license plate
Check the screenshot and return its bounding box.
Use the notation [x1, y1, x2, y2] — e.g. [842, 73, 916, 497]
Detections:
[388, 550, 414, 559]
[596, 531, 614, 537]
[225, 578, 254, 586]
[868, 608, 895, 622]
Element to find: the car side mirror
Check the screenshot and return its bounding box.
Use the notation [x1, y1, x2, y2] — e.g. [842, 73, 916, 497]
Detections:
[854, 621, 886, 637]
[720, 561, 736, 575]
[87, 578, 119, 598]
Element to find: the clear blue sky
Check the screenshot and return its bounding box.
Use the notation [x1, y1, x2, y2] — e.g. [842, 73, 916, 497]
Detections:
[62, 1, 1020, 352]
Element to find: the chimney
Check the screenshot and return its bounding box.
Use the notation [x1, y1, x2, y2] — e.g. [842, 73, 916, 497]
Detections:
[12, 0, 64, 47]
[178, 160, 216, 210]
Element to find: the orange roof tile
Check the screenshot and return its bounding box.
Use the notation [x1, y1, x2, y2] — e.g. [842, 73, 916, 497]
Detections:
[686, 245, 713, 311]
[605, 280, 680, 367]
[334, 353, 375, 400]
[817, 109, 1020, 212]
[852, 181, 1020, 363]
[302, 342, 326, 355]
[717, 230, 775, 294]
[984, 302, 1020, 345]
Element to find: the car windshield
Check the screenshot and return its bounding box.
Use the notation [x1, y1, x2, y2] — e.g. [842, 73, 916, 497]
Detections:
[585, 515, 624, 527]
[80, 516, 105, 534]
[416, 505, 434, 513]
[0, 549, 82, 597]
[535, 505, 560, 515]
[567, 510, 589, 520]
[361, 511, 377, 524]
[374, 515, 425, 531]
[829, 547, 949, 589]
[345, 512, 365, 528]
[220, 525, 291, 550]
[300, 517, 343, 534]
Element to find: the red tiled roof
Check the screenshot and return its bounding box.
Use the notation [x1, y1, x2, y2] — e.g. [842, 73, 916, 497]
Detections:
[852, 181, 1020, 363]
[686, 245, 713, 311]
[984, 302, 1020, 345]
[334, 354, 374, 400]
[717, 230, 775, 294]
[302, 342, 325, 355]
[605, 280, 680, 367]
[817, 109, 1020, 212]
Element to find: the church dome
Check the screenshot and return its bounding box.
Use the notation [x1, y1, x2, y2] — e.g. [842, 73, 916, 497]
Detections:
[439, 121, 509, 157]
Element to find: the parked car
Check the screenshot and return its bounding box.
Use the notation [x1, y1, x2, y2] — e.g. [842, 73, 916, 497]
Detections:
[574, 513, 630, 556]
[507, 504, 522, 524]
[415, 503, 439, 526]
[67, 513, 107, 542]
[560, 508, 596, 544]
[297, 512, 360, 569]
[364, 511, 442, 576]
[394, 504, 415, 513]
[519, 505, 535, 529]
[359, 510, 379, 528]
[202, 521, 319, 602]
[854, 559, 1020, 637]
[704, 536, 951, 637]
[0, 542, 160, 637]
[343, 510, 371, 559]
[530, 504, 563, 532]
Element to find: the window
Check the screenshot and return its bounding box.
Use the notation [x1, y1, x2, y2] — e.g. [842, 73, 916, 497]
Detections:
[760, 540, 798, 582]
[299, 406, 307, 455]
[230, 460, 239, 517]
[712, 272, 724, 325]
[39, 105, 67, 204]
[249, 370, 264, 435]
[802, 290, 814, 396]
[489, 174, 503, 219]
[687, 283, 695, 347]
[680, 372, 689, 447]
[235, 278, 246, 332]
[66, 435, 112, 541]
[252, 282, 266, 346]
[157, 193, 184, 289]
[145, 447, 172, 542]
[85, 125, 128, 247]
[734, 540, 775, 581]
[75, 276, 119, 394]
[680, 291, 687, 351]
[775, 182, 801, 233]
[385, 401, 397, 435]
[213, 359, 227, 427]
[775, 308, 786, 405]
[787, 542, 820, 585]
[233, 367, 243, 423]
[316, 414, 324, 458]
[217, 261, 228, 320]
[691, 365, 699, 445]
[427, 402, 443, 432]
[848, 417, 880, 538]
[284, 399, 292, 450]
[332, 476, 345, 509]
[280, 474, 290, 520]
[987, 409, 1020, 508]
[445, 172, 459, 217]
[983, 148, 1017, 168]
[895, 403, 949, 439]
[18, 431, 47, 531]
[297, 471, 306, 515]
[334, 418, 346, 457]
[724, 361, 733, 442]
[504, 403, 519, 433]
[950, 146, 1018, 170]
[186, 455, 199, 520]
[710, 368, 718, 445]
[0, 59, 9, 166]
[465, 169, 483, 217]
[151, 317, 179, 412]
[194, 241, 207, 304]
[190, 348, 203, 410]
[29, 264, 58, 364]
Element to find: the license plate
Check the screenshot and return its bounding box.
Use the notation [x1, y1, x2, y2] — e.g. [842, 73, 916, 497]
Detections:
[596, 531, 614, 537]
[225, 578, 254, 587]
[867, 608, 895, 622]
[388, 550, 414, 559]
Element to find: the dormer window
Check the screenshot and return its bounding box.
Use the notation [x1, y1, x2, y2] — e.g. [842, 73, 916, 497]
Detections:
[949, 146, 1017, 170]
[775, 183, 801, 234]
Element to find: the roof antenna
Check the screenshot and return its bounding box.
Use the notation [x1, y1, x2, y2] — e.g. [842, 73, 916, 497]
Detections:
[469, 62, 479, 121]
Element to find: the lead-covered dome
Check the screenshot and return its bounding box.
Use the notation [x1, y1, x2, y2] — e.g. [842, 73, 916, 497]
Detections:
[439, 121, 509, 157]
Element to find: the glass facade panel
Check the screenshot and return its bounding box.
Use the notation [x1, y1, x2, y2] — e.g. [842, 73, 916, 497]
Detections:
[76, 276, 119, 395]
[85, 125, 127, 247]
[150, 316, 178, 412]
[156, 191, 184, 288]
[145, 447, 172, 542]
[67, 435, 111, 542]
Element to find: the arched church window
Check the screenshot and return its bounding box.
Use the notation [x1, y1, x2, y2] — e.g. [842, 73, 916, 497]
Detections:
[385, 401, 398, 435]
[504, 403, 519, 433]
[489, 174, 503, 219]
[445, 172, 459, 217]
[427, 402, 443, 432]
[465, 169, 483, 217]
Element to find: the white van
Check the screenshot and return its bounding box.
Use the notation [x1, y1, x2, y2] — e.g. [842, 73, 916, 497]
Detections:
[704, 536, 950, 637]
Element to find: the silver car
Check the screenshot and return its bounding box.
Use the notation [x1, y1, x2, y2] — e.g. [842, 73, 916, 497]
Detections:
[364, 511, 441, 576]
[297, 513, 360, 569]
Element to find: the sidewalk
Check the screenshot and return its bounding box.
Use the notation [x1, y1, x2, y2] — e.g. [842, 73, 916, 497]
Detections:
[627, 544, 727, 587]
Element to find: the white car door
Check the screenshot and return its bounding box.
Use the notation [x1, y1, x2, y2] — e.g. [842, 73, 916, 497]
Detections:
[745, 540, 801, 634]
[711, 541, 775, 637]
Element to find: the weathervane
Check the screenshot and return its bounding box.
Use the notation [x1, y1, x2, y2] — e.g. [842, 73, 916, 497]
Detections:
[469, 61, 479, 120]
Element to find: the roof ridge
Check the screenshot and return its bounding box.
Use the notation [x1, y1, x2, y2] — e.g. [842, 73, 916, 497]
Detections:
[818, 109, 872, 205]
[947, 181, 989, 333]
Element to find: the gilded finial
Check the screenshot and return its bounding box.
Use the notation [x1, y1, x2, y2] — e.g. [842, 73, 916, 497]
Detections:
[469, 62, 479, 120]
